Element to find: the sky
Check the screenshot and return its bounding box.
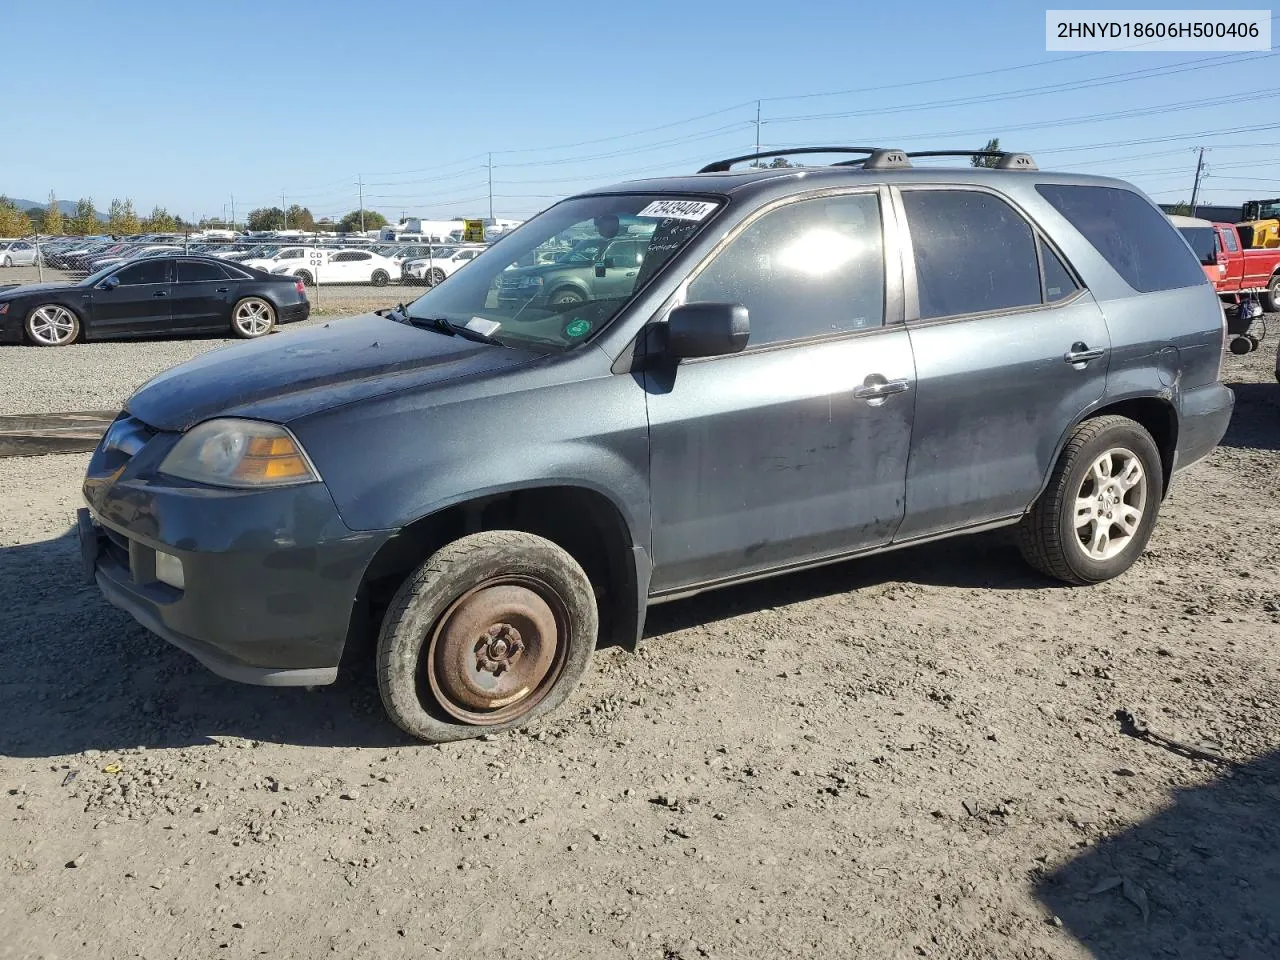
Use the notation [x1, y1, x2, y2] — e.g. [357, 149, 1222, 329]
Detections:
[3, 0, 1276, 223]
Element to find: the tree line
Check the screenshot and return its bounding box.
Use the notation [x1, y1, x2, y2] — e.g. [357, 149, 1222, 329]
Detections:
[242, 206, 388, 234]
[0, 192, 186, 237]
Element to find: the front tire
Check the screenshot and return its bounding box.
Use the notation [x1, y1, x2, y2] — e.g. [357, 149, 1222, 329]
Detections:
[376, 531, 598, 743]
[550, 288, 585, 306]
[2, 256, 11, 268]
[231, 297, 276, 339]
[1262, 273, 1280, 313]
[1016, 415, 1163, 585]
[427, 267, 446, 286]
[25, 304, 80, 346]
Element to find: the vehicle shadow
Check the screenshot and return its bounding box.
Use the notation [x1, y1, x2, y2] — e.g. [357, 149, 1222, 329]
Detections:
[643, 529, 1055, 639]
[0, 529, 411, 758]
[1223, 381, 1280, 452]
[2, 522, 1051, 758]
[1035, 746, 1280, 959]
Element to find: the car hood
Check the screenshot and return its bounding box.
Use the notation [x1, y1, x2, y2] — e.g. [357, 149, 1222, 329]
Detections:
[125, 311, 545, 432]
[0, 281, 77, 298]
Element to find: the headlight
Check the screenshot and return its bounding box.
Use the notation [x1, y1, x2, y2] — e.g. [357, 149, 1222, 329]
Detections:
[523, 276, 543, 287]
[159, 419, 319, 488]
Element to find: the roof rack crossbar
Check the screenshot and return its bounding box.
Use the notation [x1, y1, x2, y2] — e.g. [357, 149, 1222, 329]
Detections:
[698, 147, 889, 174]
[905, 150, 1038, 170]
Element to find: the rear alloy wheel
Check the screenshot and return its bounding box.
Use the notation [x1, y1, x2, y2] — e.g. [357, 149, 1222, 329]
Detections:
[1263, 273, 1280, 313]
[427, 267, 446, 286]
[371, 269, 389, 287]
[25, 304, 80, 346]
[231, 297, 276, 339]
[1016, 415, 1162, 584]
[376, 531, 597, 743]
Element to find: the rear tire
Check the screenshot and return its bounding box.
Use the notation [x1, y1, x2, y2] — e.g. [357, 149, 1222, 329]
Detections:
[427, 267, 445, 286]
[296, 270, 314, 287]
[376, 531, 597, 744]
[1016, 415, 1162, 585]
[371, 269, 389, 287]
[231, 297, 276, 339]
[551, 288, 585, 306]
[1262, 273, 1280, 313]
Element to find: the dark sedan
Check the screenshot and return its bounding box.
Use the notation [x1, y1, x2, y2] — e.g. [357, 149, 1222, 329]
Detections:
[0, 256, 310, 346]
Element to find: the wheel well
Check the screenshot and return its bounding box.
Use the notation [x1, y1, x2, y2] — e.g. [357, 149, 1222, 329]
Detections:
[350, 486, 638, 660]
[1086, 397, 1177, 496]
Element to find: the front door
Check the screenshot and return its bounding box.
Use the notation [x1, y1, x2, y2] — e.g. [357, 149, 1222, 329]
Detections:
[594, 238, 643, 299]
[90, 259, 173, 336]
[645, 189, 915, 593]
[893, 186, 1111, 541]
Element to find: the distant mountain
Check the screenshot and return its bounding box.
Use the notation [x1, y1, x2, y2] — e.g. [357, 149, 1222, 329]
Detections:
[6, 197, 108, 221]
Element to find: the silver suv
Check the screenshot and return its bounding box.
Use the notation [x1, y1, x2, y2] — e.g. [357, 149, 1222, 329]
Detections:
[80, 146, 1234, 742]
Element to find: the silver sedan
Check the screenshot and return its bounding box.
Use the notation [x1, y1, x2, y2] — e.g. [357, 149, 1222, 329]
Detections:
[0, 240, 38, 267]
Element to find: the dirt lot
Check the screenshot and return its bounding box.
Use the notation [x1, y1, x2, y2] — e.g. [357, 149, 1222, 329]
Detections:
[0, 337, 1277, 960]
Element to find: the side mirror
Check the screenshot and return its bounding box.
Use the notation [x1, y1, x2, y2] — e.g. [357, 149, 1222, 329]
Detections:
[102, 275, 120, 291]
[666, 302, 750, 359]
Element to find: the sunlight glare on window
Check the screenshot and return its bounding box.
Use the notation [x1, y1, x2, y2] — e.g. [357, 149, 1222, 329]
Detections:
[773, 228, 862, 277]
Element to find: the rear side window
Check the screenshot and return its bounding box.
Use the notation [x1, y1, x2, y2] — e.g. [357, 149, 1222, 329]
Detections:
[1036, 184, 1206, 292]
[177, 260, 227, 282]
[1040, 239, 1079, 303]
[687, 192, 886, 346]
[902, 190, 1042, 319]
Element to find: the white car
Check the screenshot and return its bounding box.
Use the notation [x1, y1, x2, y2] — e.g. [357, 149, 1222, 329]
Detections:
[402, 245, 486, 286]
[272, 249, 399, 286]
[0, 240, 38, 267]
[241, 246, 320, 273]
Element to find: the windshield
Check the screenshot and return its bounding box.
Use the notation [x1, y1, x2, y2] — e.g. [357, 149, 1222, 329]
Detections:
[1178, 227, 1216, 263]
[404, 194, 721, 353]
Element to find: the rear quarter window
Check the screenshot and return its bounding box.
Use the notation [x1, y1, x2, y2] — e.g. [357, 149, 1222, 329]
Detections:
[1036, 184, 1206, 293]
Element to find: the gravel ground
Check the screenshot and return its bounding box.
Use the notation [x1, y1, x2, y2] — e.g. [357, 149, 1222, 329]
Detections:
[0, 342, 1278, 960]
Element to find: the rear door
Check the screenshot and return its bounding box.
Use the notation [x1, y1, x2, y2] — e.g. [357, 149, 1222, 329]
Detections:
[646, 189, 916, 592]
[89, 259, 173, 336]
[170, 259, 237, 330]
[894, 186, 1110, 541]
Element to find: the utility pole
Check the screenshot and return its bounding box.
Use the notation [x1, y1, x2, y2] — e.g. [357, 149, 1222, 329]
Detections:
[281, 189, 287, 230]
[230, 193, 235, 231]
[754, 100, 762, 159]
[487, 153, 494, 221]
[1189, 147, 1208, 214]
[358, 174, 364, 233]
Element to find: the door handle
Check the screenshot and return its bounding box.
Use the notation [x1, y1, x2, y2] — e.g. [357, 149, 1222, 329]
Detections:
[1064, 343, 1105, 365]
[853, 377, 910, 400]
[152, 291, 168, 298]
[216, 286, 230, 293]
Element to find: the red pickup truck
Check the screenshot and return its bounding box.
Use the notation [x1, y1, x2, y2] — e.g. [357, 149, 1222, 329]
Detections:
[1170, 215, 1280, 309]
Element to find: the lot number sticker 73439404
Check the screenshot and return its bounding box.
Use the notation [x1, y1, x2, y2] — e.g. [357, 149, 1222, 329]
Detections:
[636, 200, 718, 221]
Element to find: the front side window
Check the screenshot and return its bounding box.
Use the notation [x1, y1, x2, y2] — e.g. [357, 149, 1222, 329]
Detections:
[903, 189, 1041, 319]
[686, 193, 885, 347]
[114, 260, 169, 286]
[405, 193, 723, 353]
[1036, 183, 1206, 293]
[1223, 229, 1239, 253]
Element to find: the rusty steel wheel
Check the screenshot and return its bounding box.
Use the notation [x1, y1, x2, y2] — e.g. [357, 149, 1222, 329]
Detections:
[425, 575, 570, 725]
[376, 531, 598, 743]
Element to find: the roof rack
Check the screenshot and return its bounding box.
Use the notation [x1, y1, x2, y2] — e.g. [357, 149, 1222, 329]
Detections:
[906, 150, 1038, 170]
[697, 147, 909, 174]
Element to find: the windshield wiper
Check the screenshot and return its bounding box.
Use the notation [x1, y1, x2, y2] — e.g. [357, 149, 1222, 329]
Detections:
[406, 315, 504, 346]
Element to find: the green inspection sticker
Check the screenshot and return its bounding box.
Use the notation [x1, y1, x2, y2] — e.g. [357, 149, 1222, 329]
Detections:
[564, 318, 591, 338]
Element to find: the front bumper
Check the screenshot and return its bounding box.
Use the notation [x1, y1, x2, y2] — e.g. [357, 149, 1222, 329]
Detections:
[80, 419, 391, 685]
[1173, 382, 1235, 473]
